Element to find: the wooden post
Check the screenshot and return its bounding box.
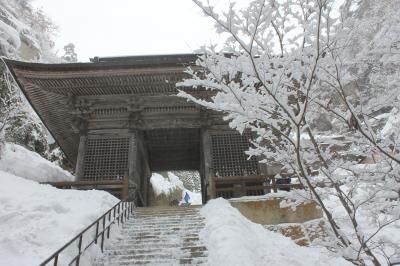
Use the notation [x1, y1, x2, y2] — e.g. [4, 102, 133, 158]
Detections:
[136, 131, 151, 207]
[122, 175, 129, 200]
[201, 129, 215, 200]
[272, 176, 278, 193]
[75, 134, 87, 180]
[127, 131, 143, 205]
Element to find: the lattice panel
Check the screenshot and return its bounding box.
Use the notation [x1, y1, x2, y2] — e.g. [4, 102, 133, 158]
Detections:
[83, 136, 129, 180]
[211, 133, 259, 177]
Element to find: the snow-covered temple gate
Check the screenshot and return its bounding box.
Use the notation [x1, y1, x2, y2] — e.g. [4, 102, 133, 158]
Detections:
[4, 54, 279, 206]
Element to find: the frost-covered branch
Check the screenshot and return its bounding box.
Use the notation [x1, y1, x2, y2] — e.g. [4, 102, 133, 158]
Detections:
[178, 1, 400, 264]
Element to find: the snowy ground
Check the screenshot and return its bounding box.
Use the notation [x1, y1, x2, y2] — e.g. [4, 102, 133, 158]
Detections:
[201, 198, 351, 266]
[0, 142, 74, 182]
[150, 172, 202, 205]
[0, 143, 119, 265]
[2, 142, 396, 265]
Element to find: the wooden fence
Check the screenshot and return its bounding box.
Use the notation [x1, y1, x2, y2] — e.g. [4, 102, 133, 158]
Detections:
[41, 176, 129, 200]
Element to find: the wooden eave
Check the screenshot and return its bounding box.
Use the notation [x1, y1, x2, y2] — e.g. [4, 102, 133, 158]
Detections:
[2, 54, 201, 165]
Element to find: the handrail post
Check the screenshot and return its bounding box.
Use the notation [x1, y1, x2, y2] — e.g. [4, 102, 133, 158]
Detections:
[121, 203, 125, 224]
[117, 203, 121, 225]
[127, 202, 130, 219]
[107, 211, 111, 239]
[76, 235, 83, 266]
[94, 221, 99, 244]
[101, 216, 106, 252]
[53, 255, 58, 266]
[124, 202, 127, 221]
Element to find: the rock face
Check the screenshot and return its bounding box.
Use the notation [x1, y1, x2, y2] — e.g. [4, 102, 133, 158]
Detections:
[229, 197, 323, 225]
[265, 218, 330, 246]
[95, 206, 208, 265]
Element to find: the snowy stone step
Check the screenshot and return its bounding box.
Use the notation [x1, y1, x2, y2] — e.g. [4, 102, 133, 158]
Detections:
[133, 207, 201, 212]
[123, 222, 204, 229]
[131, 211, 201, 217]
[114, 235, 202, 246]
[99, 257, 207, 266]
[127, 216, 203, 222]
[123, 232, 203, 239]
[123, 225, 204, 232]
[128, 215, 204, 220]
[105, 245, 207, 254]
[124, 219, 205, 225]
[95, 206, 207, 265]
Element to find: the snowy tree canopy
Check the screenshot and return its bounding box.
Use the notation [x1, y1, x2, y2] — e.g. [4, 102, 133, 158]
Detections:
[178, 0, 400, 265]
[62, 43, 78, 63]
[0, 0, 71, 168]
[0, 0, 59, 60]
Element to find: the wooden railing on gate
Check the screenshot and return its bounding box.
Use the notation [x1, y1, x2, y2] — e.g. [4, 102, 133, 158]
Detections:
[214, 174, 303, 199]
[41, 176, 129, 200]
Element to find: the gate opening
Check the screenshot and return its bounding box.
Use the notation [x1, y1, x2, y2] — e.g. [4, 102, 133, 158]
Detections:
[148, 171, 202, 207]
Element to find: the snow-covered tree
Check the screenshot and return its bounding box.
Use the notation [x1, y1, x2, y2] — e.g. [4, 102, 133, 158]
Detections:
[178, 0, 400, 264]
[62, 43, 78, 63]
[172, 171, 201, 192]
[0, 0, 68, 164]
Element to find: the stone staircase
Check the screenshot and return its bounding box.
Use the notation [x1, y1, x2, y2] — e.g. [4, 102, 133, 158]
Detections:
[95, 206, 208, 265]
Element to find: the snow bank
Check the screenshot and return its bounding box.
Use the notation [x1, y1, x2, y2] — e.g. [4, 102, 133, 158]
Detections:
[200, 198, 351, 266]
[0, 142, 74, 182]
[0, 171, 119, 266]
[150, 172, 202, 205]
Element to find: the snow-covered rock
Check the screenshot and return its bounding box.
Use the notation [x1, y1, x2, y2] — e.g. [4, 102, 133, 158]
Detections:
[200, 198, 351, 266]
[0, 171, 119, 266]
[0, 142, 74, 182]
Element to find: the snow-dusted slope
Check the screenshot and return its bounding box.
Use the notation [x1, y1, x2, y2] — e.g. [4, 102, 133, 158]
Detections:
[201, 198, 351, 266]
[0, 143, 119, 265]
[0, 142, 74, 182]
[0, 172, 119, 266]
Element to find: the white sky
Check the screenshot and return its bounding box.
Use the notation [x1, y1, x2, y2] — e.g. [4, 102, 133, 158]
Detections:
[33, 0, 232, 62]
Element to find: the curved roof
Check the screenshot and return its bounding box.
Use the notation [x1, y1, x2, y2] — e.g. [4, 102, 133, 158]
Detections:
[3, 54, 199, 164]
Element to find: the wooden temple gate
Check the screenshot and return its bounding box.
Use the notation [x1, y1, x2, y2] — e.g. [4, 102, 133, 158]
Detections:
[4, 54, 290, 206]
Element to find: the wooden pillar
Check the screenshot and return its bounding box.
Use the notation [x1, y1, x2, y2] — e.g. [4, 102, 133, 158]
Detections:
[199, 139, 207, 204]
[71, 108, 89, 181]
[75, 134, 87, 180]
[201, 128, 215, 200]
[127, 131, 141, 204]
[136, 131, 151, 207]
[127, 129, 151, 206]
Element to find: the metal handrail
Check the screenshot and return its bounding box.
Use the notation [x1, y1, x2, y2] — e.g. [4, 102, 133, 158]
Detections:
[39, 200, 134, 266]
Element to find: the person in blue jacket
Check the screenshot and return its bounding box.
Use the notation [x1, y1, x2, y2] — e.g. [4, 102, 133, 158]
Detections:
[183, 192, 190, 205]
